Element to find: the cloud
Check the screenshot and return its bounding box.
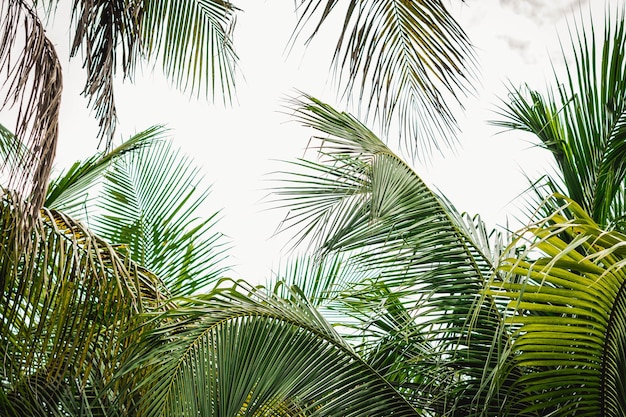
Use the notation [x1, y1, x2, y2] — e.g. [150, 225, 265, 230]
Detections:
[499, 0, 590, 24]
[492, 0, 593, 64]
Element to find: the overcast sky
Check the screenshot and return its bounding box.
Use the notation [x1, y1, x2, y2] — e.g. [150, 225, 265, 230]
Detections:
[43, 0, 612, 281]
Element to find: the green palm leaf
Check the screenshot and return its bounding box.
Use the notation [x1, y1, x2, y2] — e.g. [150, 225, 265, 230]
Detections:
[274, 95, 520, 415]
[118, 279, 420, 417]
[494, 7, 626, 230]
[93, 139, 229, 296]
[292, 0, 475, 157]
[492, 195, 626, 416]
[141, 0, 238, 102]
[0, 192, 168, 416]
[45, 125, 167, 217]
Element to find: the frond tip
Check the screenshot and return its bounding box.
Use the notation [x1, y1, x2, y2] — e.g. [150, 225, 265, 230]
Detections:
[292, 0, 476, 158]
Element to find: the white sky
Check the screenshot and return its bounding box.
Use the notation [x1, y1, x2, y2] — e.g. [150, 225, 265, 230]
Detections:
[34, 0, 614, 280]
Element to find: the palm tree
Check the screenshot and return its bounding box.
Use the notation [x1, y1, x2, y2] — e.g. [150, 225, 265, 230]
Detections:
[271, 95, 518, 416]
[8, 1, 626, 416]
[0, 126, 229, 415]
[1, 0, 480, 414]
[257, 6, 626, 417]
[483, 6, 626, 416]
[493, 8, 626, 231]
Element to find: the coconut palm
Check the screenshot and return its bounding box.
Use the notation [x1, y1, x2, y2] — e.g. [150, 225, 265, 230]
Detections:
[493, 8, 626, 231]
[271, 95, 519, 416]
[87, 4, 626, 416]
[488, 196, 626, 417]
[260, 6, 626, 417]
[480, 7, 626, 416]
[0, 126, 229, 415]
[0, 0, 480, 415]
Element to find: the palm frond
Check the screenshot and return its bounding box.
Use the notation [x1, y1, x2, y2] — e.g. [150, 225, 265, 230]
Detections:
[45, 125, 167, 216]
[291, 0, 475, 158]
[141, 0, 238, 103]
[0, 0, 62, 233]
[67, 0, 238, 148]
[69, 0, 142, 146]
[0, 191, 168, 415]
[493, 6, 626, 230]
[491, 195, 626, 416]
[93, 139, 229, 296]
[273, 95, 521, 415]
[118, 279, 420, 417]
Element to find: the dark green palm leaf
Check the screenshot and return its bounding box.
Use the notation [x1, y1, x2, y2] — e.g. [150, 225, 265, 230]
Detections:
[118, 279, 420, 417]
[292, 0, 475, 157]
[274, 95, 522, 415]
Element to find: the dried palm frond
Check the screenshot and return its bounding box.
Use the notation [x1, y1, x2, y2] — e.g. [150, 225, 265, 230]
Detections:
[0, 0, 62, 238]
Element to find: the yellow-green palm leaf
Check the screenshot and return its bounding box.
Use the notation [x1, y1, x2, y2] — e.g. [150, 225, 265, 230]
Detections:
[492, 196, 626, 416]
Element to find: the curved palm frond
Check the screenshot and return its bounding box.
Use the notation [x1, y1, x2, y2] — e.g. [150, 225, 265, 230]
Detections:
[45, 125, 167, 216]
[140, 0, 238, 102]
[69, 0, 143, 145]
[292, 0, 475, 158]
[273, 94, 521, 415]
[0, 192, 168, 416]
[67, 0, 238, 147]
[0, 1, 62, 232]
[491, 195, 626, 417]
[493, 7, 626, 230]
[93, 139, 230, 296]
[118, 279, 421, 417]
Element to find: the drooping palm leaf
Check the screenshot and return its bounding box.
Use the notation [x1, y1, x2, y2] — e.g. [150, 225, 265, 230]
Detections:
[494, 7, 626, 230]
[274, 95, 522, 415]
[66, 0, 238, 147]
[491, 195, 626, 417]
[0, 191, 168, 416]
[0, 1, 62, 232]
[292, 0, 475, 157]
[69, 0, 143, 145]
[93, 139, 229, 296]
[118, 279, 421, 417]
[140, 0, 239, 103]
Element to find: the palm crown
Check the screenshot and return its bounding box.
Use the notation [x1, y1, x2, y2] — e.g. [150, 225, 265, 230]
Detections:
[2, 1, 626, 417]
